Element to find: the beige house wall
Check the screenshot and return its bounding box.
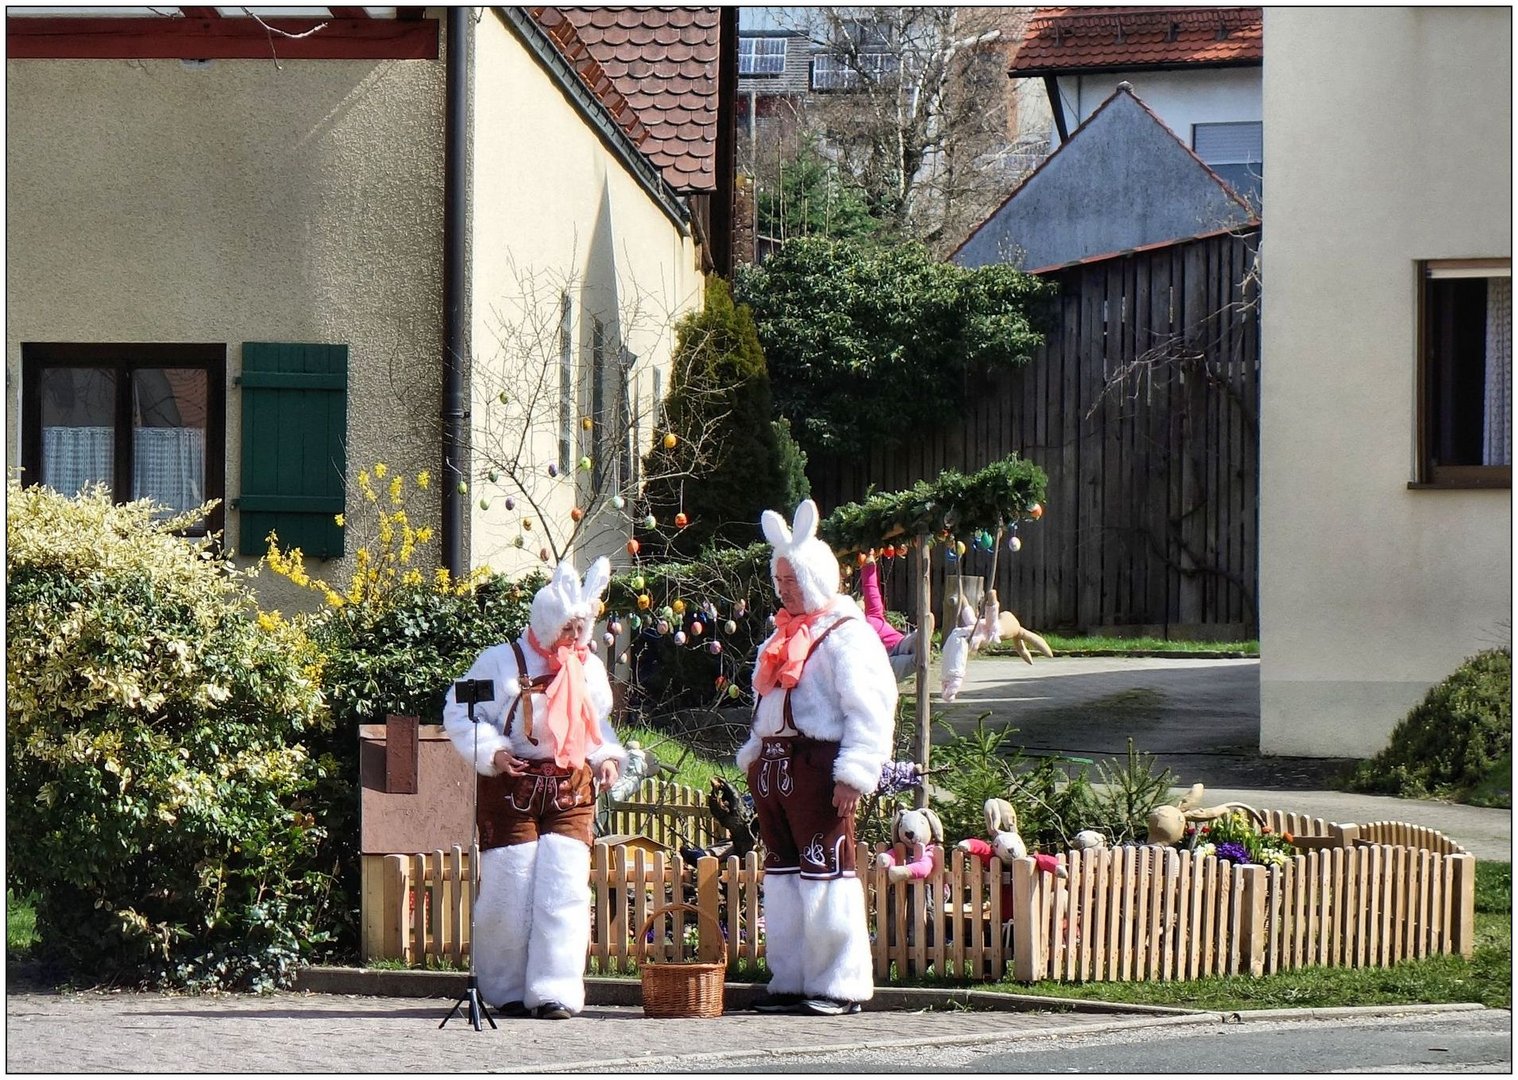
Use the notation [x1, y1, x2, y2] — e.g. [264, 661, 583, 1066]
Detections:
[6, 49, 448, 613]
[468, 12, 703, 580]
[1258, 8, 1512, 757]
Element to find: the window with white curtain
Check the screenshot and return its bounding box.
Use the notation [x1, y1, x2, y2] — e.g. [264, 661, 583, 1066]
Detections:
[21, 343, 226, 535]
[1419, 260, 1512, 487]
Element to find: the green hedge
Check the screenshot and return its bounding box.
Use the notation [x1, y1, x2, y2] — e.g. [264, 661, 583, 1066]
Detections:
[1350, 649, 1511, 807]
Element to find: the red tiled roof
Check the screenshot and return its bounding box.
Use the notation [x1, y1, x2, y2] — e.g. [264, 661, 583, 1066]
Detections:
[1010, 7, 1262, 75]
[535, 7, 722, 194]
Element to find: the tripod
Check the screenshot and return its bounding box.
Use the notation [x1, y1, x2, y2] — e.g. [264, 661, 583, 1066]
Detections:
[440, 677, 498, 1031]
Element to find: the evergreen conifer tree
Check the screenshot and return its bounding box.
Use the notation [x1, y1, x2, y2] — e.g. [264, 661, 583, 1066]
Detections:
[643, 277, 788, 557]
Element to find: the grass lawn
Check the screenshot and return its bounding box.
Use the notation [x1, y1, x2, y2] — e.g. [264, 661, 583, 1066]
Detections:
[7, 890, 39, 956]
[983, 634, 1258, 657]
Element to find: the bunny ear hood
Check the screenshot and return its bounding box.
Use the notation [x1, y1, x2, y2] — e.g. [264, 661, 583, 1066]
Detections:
[765, 499, 840, 613]
[530, 557, 603, 645]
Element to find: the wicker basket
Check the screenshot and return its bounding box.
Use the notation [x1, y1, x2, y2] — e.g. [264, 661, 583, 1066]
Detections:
[634, 902, 727, 1019]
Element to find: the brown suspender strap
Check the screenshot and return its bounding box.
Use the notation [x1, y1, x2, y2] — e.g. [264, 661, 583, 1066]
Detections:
[780, 615, 855, 733]
[506, 639, 552, 745]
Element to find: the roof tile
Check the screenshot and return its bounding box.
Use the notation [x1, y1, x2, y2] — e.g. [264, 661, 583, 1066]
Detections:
[536, 6, 723, 193]
[1010, 6, 1262, 75]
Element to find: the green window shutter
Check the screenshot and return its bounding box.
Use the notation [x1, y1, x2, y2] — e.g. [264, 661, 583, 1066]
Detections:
[238, 342, 348, 558]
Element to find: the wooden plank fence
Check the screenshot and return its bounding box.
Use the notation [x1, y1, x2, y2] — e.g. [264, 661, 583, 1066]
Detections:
[362, 820, 1475, 981]
[601, 777, 721, 851]
[808, 228, 1262, 637]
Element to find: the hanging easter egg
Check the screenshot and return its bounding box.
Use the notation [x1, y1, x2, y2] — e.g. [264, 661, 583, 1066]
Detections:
[674, 631, 687, 645]
[636, 593, 651, 610]
[945, 548, 957, 563]
[595, 599, 605, 617]
[724, 619, 737, 635]
[581, 416, 594, 431]
[675, 512, 688, 529]
[883, 545, 895, 559]
[522, 517, 533, 530]
[1030, 502, 1044, 520]
[716, 676, 727, 690]
[767, 614, 777, 627]
[690, 620, 703, 636]
[547, 463, 558, 478]
[579, 456, 592, 472]
[630, 613, 642, 629]
[626, 538, 639, 555]
[505, 496, 515, 511]
[610, 494, 625, 511]
[1009, 535, 1022, 552]
[479, 497, 490, 511]
[513, 535, 524, 548]
[609, 620, 622, 635]
[498, 390, 509, 405]
[539, 547, 550, 562]
[734, 600, 747, 616]
[457, 481, 469, 495]
[488, 468, 499, 483]
[663, 432, 678, 449]
[658, 620, 672, 635]
[643, 514, 657, 529]
[727, 683, 741, 699]
[587, 640, 597, 653]
[956, 540, 967, 557]
[672, 599, 686, 615]
[618, 652, 629, 665]
[708, 641, 723, 656]
[604, 632, 615, 647]
[661, 606, 674, 621]
[570, 507, 583, 522]
[630, 574, 645, 591]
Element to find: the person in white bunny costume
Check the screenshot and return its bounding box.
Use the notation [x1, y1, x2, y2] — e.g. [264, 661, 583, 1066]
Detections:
[739, 500, 898, 1016]
[442, 557, 625, 1020]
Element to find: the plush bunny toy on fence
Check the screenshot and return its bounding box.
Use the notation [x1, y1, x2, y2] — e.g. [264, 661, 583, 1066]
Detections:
[875, 807, 945, 882]
[957, 798, 1066, 882]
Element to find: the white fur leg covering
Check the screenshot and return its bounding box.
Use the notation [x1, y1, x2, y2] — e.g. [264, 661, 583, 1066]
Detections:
[758, 873, 804, 994]
[524, 833, 592, 1012]
[798, 876, 875, 1003]
[474, 843, 537, 1008]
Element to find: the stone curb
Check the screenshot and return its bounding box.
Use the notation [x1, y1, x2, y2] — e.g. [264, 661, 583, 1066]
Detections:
[1211, 1002, 1491, 1022]
[292, 966, 1195, 1016]
[538, 1014, 1222, 1073]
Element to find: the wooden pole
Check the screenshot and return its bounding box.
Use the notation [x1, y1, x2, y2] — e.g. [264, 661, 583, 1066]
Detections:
[914, 532, 932, 809]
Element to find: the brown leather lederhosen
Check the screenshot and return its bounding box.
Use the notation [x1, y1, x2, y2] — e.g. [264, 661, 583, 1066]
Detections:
[476, 639, 595, 850]
[747, 616, 857, 878]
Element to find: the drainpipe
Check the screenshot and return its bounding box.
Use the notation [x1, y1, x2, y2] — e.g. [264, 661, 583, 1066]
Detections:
[441, 7, 468, 576]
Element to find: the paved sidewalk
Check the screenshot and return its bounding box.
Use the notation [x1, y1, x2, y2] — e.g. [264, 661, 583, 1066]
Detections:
[3, 987, 1199, 1074]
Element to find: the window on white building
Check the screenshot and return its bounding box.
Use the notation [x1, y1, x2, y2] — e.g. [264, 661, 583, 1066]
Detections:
[1418, 259, 1511, 487]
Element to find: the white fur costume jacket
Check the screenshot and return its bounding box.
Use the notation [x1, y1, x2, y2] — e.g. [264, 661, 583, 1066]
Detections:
[737, 594, 898, 796]
[442, 640, 625, 777]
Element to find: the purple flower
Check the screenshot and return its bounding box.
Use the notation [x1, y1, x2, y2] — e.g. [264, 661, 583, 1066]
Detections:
[1215, 841, 1251, 865]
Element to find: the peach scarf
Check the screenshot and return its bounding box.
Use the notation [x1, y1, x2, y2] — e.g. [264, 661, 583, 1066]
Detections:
[527, 630, 604, 768]
[754, 601, 835, 696]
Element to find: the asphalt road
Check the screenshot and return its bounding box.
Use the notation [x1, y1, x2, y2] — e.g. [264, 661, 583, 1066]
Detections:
[699, 1009, 1514, 1074]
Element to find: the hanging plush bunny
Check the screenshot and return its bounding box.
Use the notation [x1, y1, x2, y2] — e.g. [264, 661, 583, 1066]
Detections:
[939, 598, 976, 702]
[440, 556, 625, 1020]
[740, 499, 898, 1016]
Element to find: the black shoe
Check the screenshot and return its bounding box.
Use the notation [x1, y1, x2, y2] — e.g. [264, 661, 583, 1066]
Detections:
[495, 1000, 530, 1018]
[535, 1001, 573, 1020]
[800, 997, 862, 1016]
[752, 992, 806, 1014]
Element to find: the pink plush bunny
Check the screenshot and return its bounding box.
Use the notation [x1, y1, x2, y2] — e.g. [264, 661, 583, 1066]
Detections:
[875, 807, 945, 882]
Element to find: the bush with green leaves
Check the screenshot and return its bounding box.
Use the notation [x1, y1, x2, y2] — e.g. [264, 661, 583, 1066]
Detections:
[734, 236, 1055, 456]
[1350, 649, 1512, 807]
[6, 480, 334, 990]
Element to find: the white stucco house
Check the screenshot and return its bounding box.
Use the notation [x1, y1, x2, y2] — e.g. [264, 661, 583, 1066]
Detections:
[1258, 7, 1512, 757]
[6, 6, 733, 605]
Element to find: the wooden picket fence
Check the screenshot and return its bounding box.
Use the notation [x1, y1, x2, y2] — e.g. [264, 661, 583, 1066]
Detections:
[599, 777, 722, 851]
[359, 807, 1476, 982]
